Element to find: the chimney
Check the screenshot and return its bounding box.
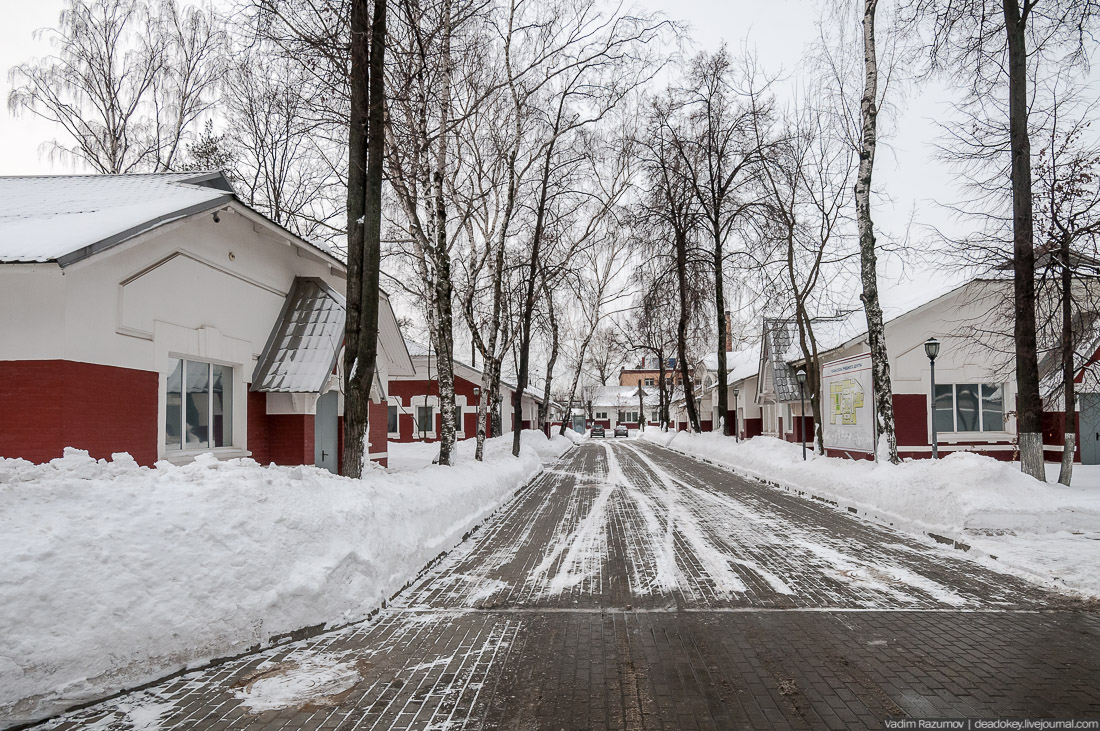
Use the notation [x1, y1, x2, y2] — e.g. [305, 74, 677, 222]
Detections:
[725, 311, 733, 352]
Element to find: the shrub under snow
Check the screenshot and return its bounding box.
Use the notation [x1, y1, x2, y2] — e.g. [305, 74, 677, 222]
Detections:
[0, 432, 569, 727]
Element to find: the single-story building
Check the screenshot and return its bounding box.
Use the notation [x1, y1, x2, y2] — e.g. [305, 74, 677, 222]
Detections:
[720, 277, 1100, 463]
[387, 342, 543, 442]
[0, 172, 414, 469]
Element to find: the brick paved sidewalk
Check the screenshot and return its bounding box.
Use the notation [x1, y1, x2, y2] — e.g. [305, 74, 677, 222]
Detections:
[33, 441, 1100, 730]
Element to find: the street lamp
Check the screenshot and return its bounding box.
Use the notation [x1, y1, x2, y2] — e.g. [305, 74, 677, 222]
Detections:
[796, 368, 807, 461]
[733, 388, 740, 442]
[925, 337, 941, 459]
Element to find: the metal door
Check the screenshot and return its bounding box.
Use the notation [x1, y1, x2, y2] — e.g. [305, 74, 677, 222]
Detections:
[1079, 393, 1100, 465]
[572, 414, 586, 433]
[314, 391, 340, 474]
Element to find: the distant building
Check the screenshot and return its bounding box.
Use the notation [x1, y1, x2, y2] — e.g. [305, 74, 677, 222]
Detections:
[619, 355, 689, 388]
[388, 342, 543, 442]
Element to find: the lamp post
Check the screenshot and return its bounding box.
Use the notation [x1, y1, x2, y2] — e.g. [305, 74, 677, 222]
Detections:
[733, 388, 740, 442]
[925, 337, 940, 459]
[796, 369, 807, 460]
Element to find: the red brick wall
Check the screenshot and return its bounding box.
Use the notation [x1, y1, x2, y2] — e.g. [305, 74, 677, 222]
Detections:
[742, 417, 763, 439]
[246, 389, 314, 466]
[893, 393, 929, 447]
[368, 400, 388, 467]
[0, 360, 158, 466]
[247, 389, 270, 464]
[1042, 410, 1080, 463]
[389, 372, 481, 442]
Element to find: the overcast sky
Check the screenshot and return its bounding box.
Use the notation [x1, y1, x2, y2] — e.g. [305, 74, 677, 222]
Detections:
[0, 0, 1063, 315]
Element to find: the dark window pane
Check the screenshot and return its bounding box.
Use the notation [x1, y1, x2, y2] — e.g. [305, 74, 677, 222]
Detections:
[212, 365, 232, 447]
[982, 383, 1004, 431]
[185, 361, 210, 448]
[455, 405, 462, 430]
[934, 384, 954, 432]
[388, 405, 398, 433]
[165, 359, 183, 450]
[956, 383, 980, 431]
[417, 406, 433, 432]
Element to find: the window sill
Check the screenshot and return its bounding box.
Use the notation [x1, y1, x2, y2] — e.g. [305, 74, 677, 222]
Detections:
[937, 432, 1012, 442]
[161, 448, 252, 465]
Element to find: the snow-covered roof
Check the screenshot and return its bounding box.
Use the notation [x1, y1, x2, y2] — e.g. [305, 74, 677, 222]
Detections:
[590, 385, 659, 407]
[0, 171, 338, 267]
[701, 346, 760, 387]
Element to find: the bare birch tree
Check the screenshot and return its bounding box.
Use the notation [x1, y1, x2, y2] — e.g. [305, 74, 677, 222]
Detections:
[9, 0, 226, 173]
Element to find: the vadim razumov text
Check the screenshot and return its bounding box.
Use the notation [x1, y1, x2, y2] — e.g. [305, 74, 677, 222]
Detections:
[883, 720, 1100, 730]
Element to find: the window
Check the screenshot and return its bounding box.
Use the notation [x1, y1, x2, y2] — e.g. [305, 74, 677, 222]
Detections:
[416, 406, 434, 433]
[934, 383, 1004, 432]
[388, 405, 399, 434]
[455, 404, 463, 432]
[644, 378, 655, 386]
[651, 410, 659, 422]
[165, 358, 232, 450]
[595, 411, 608, 420]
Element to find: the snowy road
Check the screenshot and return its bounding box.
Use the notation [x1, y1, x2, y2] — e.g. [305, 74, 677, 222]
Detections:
[39, 441, 1100, 729]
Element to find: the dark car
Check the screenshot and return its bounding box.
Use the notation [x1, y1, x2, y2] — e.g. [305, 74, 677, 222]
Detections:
[590, 424, 606, 438]
[614, 424, 629, 438]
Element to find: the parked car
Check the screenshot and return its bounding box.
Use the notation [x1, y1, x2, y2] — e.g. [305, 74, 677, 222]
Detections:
[614, 425, 629, 438]
[590, 424, 606, 438]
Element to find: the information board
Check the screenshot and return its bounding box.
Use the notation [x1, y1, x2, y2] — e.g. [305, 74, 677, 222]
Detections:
[821, 352, 875, 454]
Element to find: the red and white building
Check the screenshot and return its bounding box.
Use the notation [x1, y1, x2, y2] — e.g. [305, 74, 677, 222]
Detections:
[714, 278, 1100, 464]
[387, 343, 543, 442]
[0, 172, 414, 470]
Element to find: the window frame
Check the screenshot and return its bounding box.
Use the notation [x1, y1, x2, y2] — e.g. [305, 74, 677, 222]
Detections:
[932, 382, 1006, 434]
[387, 404, 400, 436]
[416, 405, 435, 435]
[165, 356, 235, 453]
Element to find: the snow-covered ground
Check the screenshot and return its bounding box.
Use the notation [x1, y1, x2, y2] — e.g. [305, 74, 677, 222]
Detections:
[0, 431, 572, 727]
[641, 430, 1100, 598]
[388, 430, 578, 472]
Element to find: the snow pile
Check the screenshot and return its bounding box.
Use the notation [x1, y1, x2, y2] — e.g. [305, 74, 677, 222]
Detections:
[557, 427, 586, 444]
[643, 431, 1100, 595]
[0, 433, 552, 727]
[388, 429, 573, 472]
[643, 431, 1100, 535]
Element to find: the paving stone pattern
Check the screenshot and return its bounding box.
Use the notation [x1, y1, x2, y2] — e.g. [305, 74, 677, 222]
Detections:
[38, 441, 1100, 730]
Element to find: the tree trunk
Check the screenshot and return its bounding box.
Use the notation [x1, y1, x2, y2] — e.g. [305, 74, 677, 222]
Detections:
[715, 251, 729, 435]
[539, 274, 559, 432]
[855, 0, 899, 464]
[431, 0, 457, 466]
[1003, 0, 1045, 480]
[514, 134, 559, 457]
[658, 354, 669, 429]
[1059, 234, 1075, 485]
[342, 0, 386, 478]
[675, 229, 701, 432]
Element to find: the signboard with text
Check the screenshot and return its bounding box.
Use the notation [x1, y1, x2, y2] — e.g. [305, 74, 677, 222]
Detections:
[821, 352, 875, 454]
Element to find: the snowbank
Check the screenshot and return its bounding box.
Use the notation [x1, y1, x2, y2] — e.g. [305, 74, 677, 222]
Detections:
[388, 429, 573, 472]
[643, 431, 1100, 596]
[0, 431, 566, 727]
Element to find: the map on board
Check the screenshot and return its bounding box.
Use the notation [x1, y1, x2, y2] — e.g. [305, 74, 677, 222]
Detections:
[829, 378, 864, 426]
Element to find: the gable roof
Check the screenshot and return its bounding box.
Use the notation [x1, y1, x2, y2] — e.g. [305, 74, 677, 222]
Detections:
[0, 171, 338, 267]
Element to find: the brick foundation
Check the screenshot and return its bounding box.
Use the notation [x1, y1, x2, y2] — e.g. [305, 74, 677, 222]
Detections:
[0, 359, 159, 466]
